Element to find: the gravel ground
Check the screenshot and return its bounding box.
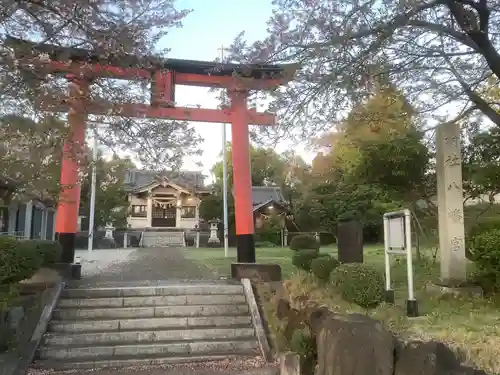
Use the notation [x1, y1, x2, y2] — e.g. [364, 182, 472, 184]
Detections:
[72, 247, 216, 286]
[74, 249, 138, 277]
[27, 357, 278, 375]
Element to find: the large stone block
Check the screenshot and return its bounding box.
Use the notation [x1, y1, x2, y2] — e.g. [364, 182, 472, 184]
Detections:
[312, 311, 394, 375]
[231, 263, 282, 282]
[394, 341, 486, 375]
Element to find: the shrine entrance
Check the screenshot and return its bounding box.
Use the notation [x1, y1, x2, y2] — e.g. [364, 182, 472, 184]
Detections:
[7, 36, 295, 264]
[152, 206, 176, 228]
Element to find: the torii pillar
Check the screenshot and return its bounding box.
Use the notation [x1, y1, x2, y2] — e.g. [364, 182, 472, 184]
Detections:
[229, 89, 255, 262]
[55, 77, 89, 263]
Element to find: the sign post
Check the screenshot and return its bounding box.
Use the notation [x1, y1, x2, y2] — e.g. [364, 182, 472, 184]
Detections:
[383, 209, 419, 317]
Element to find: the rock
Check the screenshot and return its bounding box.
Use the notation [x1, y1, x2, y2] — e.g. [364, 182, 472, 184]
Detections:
[394, 341, 461, 375]
[6, 306, 24, 330]
[313, 312, 395, 375]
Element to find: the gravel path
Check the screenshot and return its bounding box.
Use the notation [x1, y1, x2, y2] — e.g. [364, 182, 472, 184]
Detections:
[27, 358, 278, 375]
[71, 247, 216, 286]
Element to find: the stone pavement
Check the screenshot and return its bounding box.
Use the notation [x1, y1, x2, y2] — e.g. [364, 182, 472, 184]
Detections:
[72, 247, 217, 286]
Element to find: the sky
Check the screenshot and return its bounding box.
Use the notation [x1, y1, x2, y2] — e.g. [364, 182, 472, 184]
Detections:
[155, 0, 315, 181]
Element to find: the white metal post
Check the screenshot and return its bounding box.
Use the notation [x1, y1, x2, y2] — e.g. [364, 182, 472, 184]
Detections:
[404, 209, 415, 301]
[88, 136, 98, 253]
[383, 216, 391, 292]
[219, 44, 229, 258]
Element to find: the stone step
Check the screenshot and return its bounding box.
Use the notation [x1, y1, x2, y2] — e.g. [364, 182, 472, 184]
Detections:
[32, 354, 254, 370]
[142, 231, 185, 247]
[61, 284, 244, 298]
[49, 315, 253, 333]
[53, 304, 249, 320]
[38, 339, 259, 360]
[43, 327, 256, 346]
[57, 293, 246, 308]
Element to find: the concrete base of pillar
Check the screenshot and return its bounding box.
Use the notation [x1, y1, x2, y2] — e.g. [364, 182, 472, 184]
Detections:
[56, 232, 76, 263]
[236, 234, 255, 263]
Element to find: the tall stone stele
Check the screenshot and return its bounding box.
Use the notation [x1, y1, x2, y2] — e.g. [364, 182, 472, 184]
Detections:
[436, 121, 466, 285]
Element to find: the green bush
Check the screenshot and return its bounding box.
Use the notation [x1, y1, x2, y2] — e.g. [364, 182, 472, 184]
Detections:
[11, 241, 43, 282]
[467, 217, 500, 240]
[32, 240, 62, 265]
[310, 255, 340, 281]
[0, 238, 43, 284]
[292, 249, 319, 271]
[469, 229, 500, 293]
[290, 234, 320, 252]
[331, 263, 385, 308]
[289, 327, 317, 374]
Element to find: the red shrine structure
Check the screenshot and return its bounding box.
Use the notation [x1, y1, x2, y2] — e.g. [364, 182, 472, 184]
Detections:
[6, 37, 296, 264]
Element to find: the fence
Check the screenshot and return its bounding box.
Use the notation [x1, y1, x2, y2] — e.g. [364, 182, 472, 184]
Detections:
[0, 231, 27, 240]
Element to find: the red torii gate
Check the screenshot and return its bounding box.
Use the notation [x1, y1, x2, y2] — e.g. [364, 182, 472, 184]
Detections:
[7, 37, 295, 264]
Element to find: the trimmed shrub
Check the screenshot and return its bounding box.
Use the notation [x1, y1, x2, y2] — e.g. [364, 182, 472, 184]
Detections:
[0, 238, 43, 284]
[11, 241, 43, 282]
[469, 229, 500, 293]
[310, 255, 340, 281]
[290, 234, 320, 252]
[32, 240, 62, 265]
[292, 249, 319, 271]
[0, 236, 17, 251]
[331, 263, 385, 308]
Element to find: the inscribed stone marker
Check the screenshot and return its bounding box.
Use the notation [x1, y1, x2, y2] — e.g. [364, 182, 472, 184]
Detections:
[436, 122, 466, 284]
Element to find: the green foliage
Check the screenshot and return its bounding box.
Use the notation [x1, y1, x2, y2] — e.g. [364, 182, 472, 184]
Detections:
[289, 327, 317, 374]
[0, 237, 43, 285]
[468, 217, 500, 239]
[290, 234, 320, 251]
[79, 154, 134, 228]
[310, 255, 339, 281]
[469, 229, 500, 293]
[331, 263, 385, 308]
[292, 249, 319, 271]
[255, 241, 278, 248]
[32, 240, 62, 265]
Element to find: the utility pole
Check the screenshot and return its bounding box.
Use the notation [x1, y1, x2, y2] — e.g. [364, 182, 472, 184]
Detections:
[88, 135, 98, 253]
[218, 44, 229, 258]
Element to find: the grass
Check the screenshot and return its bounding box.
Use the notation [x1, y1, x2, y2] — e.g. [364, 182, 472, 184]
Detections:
[185, 245, 500, 374]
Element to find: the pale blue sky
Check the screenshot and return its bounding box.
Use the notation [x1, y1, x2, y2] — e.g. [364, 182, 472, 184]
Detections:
[155, 0, 314, 179]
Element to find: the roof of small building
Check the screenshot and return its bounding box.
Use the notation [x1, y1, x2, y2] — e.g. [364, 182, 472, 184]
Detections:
[251, 186, 287, 206]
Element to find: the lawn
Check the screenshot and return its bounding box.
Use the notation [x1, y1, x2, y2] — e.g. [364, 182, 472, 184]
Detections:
[185, 245, 500, 374]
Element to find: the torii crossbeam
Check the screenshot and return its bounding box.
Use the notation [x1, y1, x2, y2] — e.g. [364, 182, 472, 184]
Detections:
[6, 37, 296, 264]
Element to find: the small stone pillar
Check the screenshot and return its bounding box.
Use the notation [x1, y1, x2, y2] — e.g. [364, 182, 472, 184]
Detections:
[284, 228, 289, 247]
[436, 122, 466, 284]
[207, 219, 221, 247]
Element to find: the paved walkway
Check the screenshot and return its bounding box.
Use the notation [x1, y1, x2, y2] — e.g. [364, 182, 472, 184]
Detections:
[71, 247, 217, 287]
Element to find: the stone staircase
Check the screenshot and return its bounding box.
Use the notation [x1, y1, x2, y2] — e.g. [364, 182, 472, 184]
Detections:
[32, 282, 261, 370]
[141, 230, 186, 247]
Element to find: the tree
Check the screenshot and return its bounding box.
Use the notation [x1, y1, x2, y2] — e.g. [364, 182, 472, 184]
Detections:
[79, 153, 135, 228]
[462, 126, 500, 205]
[212, 144, 287, 188]
[0, 0, 202, 169]
[0, 114, 64, 200]
[227, 0, 500, 140]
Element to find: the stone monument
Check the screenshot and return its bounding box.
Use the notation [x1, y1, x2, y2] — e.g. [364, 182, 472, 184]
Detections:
[207, 219, 221, 247]
[436, 122, 466, 285]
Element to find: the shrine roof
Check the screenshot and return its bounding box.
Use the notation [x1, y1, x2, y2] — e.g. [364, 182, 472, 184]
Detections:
[123, 169, 205, 192]
[6, 37, 296, 80]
